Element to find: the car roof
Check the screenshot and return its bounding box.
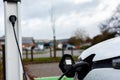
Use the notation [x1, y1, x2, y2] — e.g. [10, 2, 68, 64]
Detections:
[79, 37, 120, 61]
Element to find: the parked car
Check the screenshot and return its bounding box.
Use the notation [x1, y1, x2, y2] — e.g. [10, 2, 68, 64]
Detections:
[34, 45, 44, 51]
[66, 44, 75, 50]
[59, 37, 120, 80]
[34, 46, 40, 51]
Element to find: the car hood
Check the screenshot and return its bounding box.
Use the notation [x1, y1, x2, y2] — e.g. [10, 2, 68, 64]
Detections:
[79, 37, 120, 61]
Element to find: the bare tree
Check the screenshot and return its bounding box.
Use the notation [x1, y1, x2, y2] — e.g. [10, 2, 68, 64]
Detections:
[73, 28, 88, 41]
[68, 28, 90, 46]
[99, 4, 120, 36]
[93, 4, 120, 45]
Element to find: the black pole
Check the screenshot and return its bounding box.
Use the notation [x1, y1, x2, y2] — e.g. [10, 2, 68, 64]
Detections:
[31, 49, 33, 61]
[31, 46, 35, 61]
[25, 49, 28, 59]
[53, 36, 56, 58]
[62, 46, 64, 56]
[2, 45, 6, 80]
[71, 48, 73, 56]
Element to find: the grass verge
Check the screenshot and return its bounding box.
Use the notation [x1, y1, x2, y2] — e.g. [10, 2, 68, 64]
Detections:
[23, 56, 78, 64]
[23, 51, 49, 55]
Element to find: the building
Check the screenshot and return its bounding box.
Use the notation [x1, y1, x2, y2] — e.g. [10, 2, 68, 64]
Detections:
[0, 36, 35, 50]
[22, 37, 35, 50]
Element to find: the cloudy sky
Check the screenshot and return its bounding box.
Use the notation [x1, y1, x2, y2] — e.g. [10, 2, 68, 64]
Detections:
[0, 0, 120, 39]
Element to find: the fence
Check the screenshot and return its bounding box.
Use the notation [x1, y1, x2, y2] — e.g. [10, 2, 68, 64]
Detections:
[49, 47, 74, 58]
[0, 45, 5, 80]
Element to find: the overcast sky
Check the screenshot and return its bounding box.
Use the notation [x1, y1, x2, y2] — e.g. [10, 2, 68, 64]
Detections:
[0, 0, 120, 39]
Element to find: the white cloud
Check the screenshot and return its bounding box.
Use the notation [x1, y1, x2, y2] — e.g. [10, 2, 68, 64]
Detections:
[55, 12, 101, 38]
[96, 0, 120, 15]
[69, 0, 93, 4]
[21, 18, 53, 39]
[54, 0, 120, 38]
[0, 0, 120, 39]
[56, 10, 107, 29]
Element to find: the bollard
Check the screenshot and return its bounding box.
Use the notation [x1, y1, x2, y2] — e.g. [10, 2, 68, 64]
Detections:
[62, 47, 64, 56]
[2, 45, 6, 80]
[31, 46, 35, 61]
[71, 48, 73, 56]
[50, 47, 52, 58]
[25, 49, 28, 59]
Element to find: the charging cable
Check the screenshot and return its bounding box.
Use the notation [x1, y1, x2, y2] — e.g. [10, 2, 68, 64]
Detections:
[9, 15, 28, 80]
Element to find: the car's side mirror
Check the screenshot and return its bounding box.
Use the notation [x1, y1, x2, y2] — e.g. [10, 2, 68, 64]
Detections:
[59, 54, 75, 77]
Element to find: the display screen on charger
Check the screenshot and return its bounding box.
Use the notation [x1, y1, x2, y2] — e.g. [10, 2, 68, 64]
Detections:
[65, 59, 72, 65]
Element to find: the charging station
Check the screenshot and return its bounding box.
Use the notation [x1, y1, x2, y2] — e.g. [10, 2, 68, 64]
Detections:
[3, 0, 22, 80]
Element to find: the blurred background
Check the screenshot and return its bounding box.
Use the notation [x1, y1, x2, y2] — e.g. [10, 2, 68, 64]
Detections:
[0, 0, 120, 80]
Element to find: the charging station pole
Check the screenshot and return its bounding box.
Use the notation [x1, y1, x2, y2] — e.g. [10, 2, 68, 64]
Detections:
[3, 0, 22, 80]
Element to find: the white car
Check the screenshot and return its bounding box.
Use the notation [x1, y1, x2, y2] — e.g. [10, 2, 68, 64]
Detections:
[59, 37, 120, 80]
[66, 44, 75, 50]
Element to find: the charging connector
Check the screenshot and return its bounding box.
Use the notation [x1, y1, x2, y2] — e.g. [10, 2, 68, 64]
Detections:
[9, 15, 17, 27]
[9, 15, 28, 80]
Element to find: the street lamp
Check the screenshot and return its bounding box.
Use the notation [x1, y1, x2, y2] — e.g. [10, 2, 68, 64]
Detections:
[51, 6, 56, 58]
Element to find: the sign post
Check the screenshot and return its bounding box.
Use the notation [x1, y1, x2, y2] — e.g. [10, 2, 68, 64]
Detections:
[3, 0, 22, 80]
